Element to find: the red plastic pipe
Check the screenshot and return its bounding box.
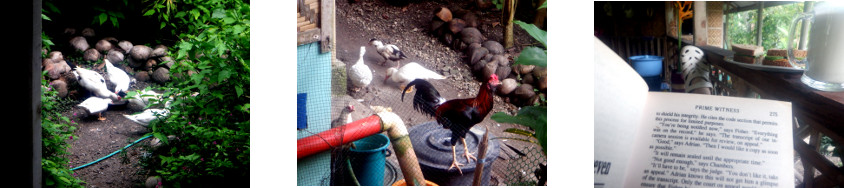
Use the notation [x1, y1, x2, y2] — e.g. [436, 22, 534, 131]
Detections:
[297, 115, 383, 159]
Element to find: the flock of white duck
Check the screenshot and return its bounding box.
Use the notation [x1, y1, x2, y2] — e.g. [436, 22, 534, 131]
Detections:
[348, 39, 446, 93]
[72, 59, 173, 126]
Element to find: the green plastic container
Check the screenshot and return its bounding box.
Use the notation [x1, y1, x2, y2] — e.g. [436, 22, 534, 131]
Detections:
[348, 134, 391, 186]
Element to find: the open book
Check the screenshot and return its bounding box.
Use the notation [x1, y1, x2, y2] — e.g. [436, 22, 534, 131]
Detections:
[594, 37, 794, 188]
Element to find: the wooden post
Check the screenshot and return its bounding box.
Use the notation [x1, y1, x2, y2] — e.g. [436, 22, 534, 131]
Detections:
[533, 0, 546, 29]
[693, 1, 707, 46]
[320, 0, 334, 53]
[756, 2, 764, 46]
[472, 129, 490, 186]
[724, 4, 730, 49]
[503, 0, 516, 48]
[799, 1, 813, 50]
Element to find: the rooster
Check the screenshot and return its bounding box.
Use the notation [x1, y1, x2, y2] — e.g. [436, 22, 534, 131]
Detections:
[402, 74, 500, 174]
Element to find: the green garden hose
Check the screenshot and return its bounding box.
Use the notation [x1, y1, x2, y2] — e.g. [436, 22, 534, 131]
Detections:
[70, 134, 154, 171]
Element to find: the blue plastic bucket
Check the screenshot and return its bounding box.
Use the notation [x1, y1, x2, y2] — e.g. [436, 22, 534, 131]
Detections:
[629, 55, 664, 77]
[348, 134, 391, 186]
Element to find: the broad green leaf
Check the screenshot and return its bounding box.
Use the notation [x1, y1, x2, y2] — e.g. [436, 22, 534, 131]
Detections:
[538, 1, 547, 9]
[144, 9, 156, 16]
[504, 128, 535, 138]
[233, 25, 245, 34]
[175, 11, 186, 18]
[98, 13, 108, 25]
[154, 133, 168, 145]
[515, 47, 547, 67]
[212, 8, 226, 19]
[190, 9, 200, 20]
[514, 20, 546, 47]
[219, 70, 231, 82]
[492, 106, 546, 154]
[161, 22, 166, 29]
[112, 17, 119, 28]
[235, 86, 243, 97]
[42, 14, 51, 21]
[223, 17, 235, 24]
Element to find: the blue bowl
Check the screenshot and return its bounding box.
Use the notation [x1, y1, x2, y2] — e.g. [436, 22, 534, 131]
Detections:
[629, 55, 664, 77]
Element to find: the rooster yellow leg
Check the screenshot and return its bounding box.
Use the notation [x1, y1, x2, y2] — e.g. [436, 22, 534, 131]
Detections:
[462, 138, 477, 162]
[97, 113, 106, 121]
[448, 145, 464, 174]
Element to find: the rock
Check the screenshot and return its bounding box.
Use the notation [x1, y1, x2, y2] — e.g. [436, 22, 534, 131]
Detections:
[523, 73, 535, 85]
[532, 66, 547, 79]
[119, 40, 133, 53]
[152, 67, 170, 83]
[495, 64, 511, 80]
[149, 135, 177, 149]
[127, 57, 143, 68]
[499, 78, 518, 95]
[472, 59, 487, 74]
[152, 45, 168, 57]
[514, 84, 536, 101]
[459, 27, 485, 44]
[50, 80, 68, 98]
[435, 7, 452, 22]
[145, 59, 158, 70]
[483, 61, 498, 79]
[145, 176, 162, 188]
[106, 49, 125, 63]
[469, 47, 488, 65]
[70, 36, 89, 52]
[135, 71, 150, 82]
[483, 40, 505, 54]
[81, 28, 95, 38]
[159, 56, 175, 69]
[130, 45, 153, 61]
[83, 48, 101, 62]
[494, 55, 510, 67]
[517, 64, 536, 75]
[95, 39, 112, 52]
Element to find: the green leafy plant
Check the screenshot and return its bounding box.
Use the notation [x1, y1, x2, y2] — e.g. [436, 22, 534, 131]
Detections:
[41, 71, 85, 188]
[513, 20, 546, 67]
[491, 106, 547, 154]
[140, 0, 250, 186]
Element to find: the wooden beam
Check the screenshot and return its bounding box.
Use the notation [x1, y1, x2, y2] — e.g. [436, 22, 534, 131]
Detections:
[300, 23, 317, 32]
[320, 0, 335, 53]
[298, 28, 321, 46]
[724, 1, 801, 14]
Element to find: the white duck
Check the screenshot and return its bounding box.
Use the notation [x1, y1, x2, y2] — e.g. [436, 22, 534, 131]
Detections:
[104, 59, 134, 95]
[385, 62, 446, 93]
[369, 38, 407, 68]
[77, 96, 113, 121]
[69, 62, 123, 101]
[123, 108, 170, 127]
[348, 46, 373, 92]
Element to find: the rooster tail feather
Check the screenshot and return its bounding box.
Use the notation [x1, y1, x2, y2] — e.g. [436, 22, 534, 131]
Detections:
[404, 79, 441, 117]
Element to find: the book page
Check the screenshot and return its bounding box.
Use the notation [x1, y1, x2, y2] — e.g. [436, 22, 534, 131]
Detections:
[624, 92, 793, 188]
[594, 37, 650, 187]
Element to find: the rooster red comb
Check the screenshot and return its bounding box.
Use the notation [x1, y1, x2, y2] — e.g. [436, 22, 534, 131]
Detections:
[490, 74, 499, 81]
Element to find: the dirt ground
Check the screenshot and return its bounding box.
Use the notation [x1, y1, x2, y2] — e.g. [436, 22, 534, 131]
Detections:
[333, 0, 544, 185]
[61, 66, 158, 188]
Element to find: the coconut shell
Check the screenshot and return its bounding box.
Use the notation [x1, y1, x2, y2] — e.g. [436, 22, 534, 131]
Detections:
[461, 11, 479, 28]
[145, 59, 158, 70]
[159, 56, 175, 69]
[127, 57, 143, 68]
[467, 43, 483, 54]
[135, 70, 150, 82]
[70, 36, 89, 52]
[47, 63, 66, 80]
[152, 67, 170, 83]
[483, 53, 494, 63]
[41, 58, 54, 69]
[494, 55, 509, 67]
[152, 45, 168, 57]
[537, 76, 547, 92]
[483, 40, 504, 54]
[84, 48, 101, 62]
[448, 18, 466, 34]
[435, 7, 452, 22]
[81, 28, 95, 37]
[517, 64, 536, 75]
[460, 27, 485, 44]
[498, 78, 518, 95]
[49, 51, 64, 62]
[472, 59, 488, 74]
[532, 66, 547, 78]
[107, 49, 125, 63]
[63, 28, 76, 36]
[50, 80, 68, 98]
[522, 73, 535, 85]
[102, 37, 118, 43]
[145, 176, 162, 188]
[95, 39, 113, 52]
[431, 19, 445, 35]
[119, 41, 134, 53]
[470, 46, 488, 65]
[130, 45, 153, 61]
[495, 64, 511, 80]
[514, 84, 535, 100]
[483, 61, 498, 79]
